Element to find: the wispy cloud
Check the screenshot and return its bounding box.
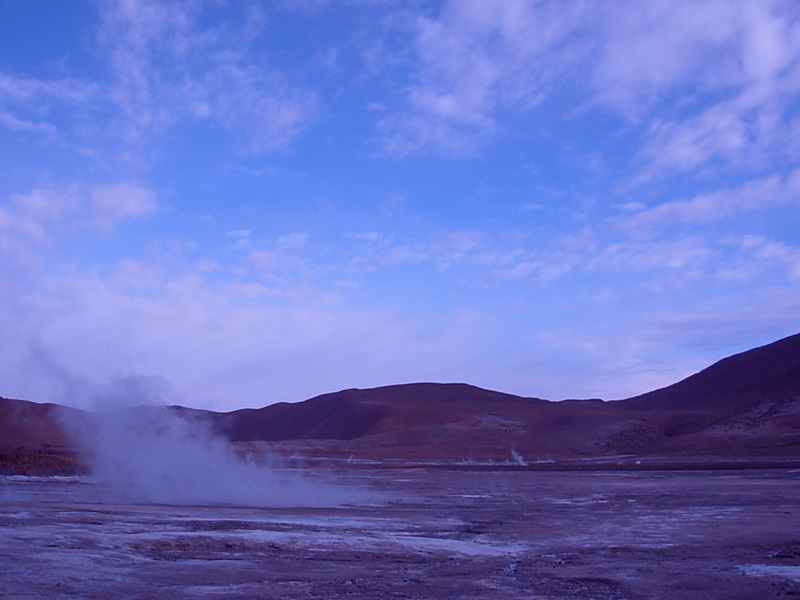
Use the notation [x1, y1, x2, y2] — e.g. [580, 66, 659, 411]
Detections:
[380, 0, 800, 185]
[617, 170, 800, 233]
[0, 72, 97, 144]
[0, 182, 155, 268]
[626, 1, 800, 180]
[95, 0, 318, 154]
[0, 1, 317, 162]
[379, 0, 582, 154]
[89, 183, 156, 230]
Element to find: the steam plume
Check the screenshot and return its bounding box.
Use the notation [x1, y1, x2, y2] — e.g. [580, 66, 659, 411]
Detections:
[79, 407, 365, 507]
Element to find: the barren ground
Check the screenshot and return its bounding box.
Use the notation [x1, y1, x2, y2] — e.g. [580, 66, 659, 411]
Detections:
[2, 465, 800, 599]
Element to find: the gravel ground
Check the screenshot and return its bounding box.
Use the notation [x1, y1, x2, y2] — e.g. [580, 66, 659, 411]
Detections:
[1, 466, 799, 599]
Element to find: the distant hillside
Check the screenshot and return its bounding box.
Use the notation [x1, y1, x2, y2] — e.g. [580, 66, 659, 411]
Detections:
[0, 398, 86, 474]
[2, 332, 800, 472]
[219, 383, 548, 442]
[620, 332, 800, 413]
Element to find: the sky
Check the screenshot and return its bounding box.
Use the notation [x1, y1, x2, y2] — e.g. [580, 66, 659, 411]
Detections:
[1, 0, 799, 412]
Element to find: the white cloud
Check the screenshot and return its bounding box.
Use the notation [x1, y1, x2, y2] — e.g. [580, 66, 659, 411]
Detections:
[380, 0, 583, 154]
[381, 0, 800, 182]
[589, 236, 714, 274]
[0, 1, 317, 159]
[637, 103, 749, 177]
[731, 235, 800, 280]
[0, 72, 97, 141]
[0, 72, 95, 104]
[609, 0, 800, 180]
[0, 183, 156, 267]
[0, 207, 48, 266]
[0, 111, 57, 135]
[203, 63, 318, 154]
[341, 230, 496, 276]
[277, 232, 310, 247]
[0, 188, 77, 266]
[249, 249, 285, 272]
[618, 169, 800, 233]
[94, 0, 318, 154]
[348, 231, 382, 242]
[614, 202, 646, 213]
[589, 0, 742, 111]
[89, 183, 156, 230]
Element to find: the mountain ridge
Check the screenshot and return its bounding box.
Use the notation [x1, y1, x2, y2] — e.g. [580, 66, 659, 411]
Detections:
[3, 332, 800, 472]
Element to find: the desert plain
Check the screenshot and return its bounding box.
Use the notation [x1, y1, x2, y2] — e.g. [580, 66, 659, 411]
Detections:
[2, 463, 800, 600]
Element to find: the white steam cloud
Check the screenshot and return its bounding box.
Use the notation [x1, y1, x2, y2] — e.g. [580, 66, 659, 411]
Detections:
[78, 407, 367, 507]
[36, 348, 371, 508]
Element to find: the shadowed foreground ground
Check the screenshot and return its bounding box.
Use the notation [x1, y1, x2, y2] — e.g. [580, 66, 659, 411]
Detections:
[1, 465, 800, 599]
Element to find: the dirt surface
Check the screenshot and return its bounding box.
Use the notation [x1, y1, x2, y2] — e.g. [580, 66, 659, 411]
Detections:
[2, 466, 800, 599]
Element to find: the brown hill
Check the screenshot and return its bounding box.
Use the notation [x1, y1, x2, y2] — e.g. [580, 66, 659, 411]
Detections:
[220, 383, 570, 461]
[2, 331, 800, 471]
[608, 332, 800, 458]
[217, 333, 800, 461]
[219, 390, 390, 442]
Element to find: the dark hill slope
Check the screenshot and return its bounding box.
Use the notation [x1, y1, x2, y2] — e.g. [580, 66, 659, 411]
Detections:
[0, 397, 83, 448]
[219, 391, 389, 442]
[216, 334, 800, 459]
[620, 332, 800, 413]
[0, 397, 86, 474]
[220, 383, 577, 460]
[221, 383, 619, 460]
[221, 383, 549, 442]
[606, 333, 800, 456]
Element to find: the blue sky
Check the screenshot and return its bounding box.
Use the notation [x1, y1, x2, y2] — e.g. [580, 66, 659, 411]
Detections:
[1, 0, 799, 411]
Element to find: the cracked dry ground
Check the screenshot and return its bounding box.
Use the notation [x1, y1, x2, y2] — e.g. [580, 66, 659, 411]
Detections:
[1, 467, 800, 599]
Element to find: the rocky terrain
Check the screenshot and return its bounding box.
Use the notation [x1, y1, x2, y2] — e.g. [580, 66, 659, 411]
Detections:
[2, 466, 800, 599]
[2, 332, 800, 473]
